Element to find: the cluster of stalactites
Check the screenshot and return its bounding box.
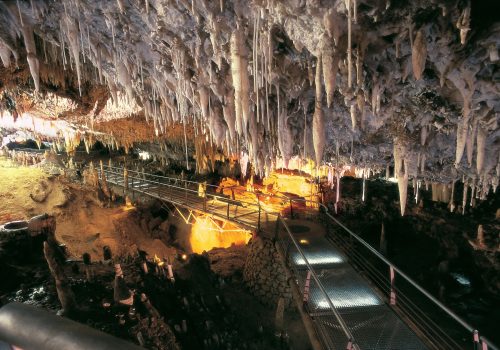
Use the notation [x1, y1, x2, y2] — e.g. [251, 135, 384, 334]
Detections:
[392, 136, 498, 216]
[3, 0, 497, 191]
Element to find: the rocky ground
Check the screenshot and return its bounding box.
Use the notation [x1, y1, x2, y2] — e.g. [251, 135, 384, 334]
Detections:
[0, 157, 307, 349]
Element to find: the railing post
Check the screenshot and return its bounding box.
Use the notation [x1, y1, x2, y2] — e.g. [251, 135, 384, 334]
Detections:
[389, 265, 396, 305]
[257, 201, 261, 232]
[473, 330, 480, 350]
[227, 201, 230, 219]
[123, 168, 128, 195]
[274, 214, 281, 241]
[289, 199, 293, 219]
[303, 270, 312, 306]
[131, 176, 135, 201]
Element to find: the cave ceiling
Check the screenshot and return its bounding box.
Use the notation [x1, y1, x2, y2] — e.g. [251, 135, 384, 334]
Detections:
[0, 0, 499, 190]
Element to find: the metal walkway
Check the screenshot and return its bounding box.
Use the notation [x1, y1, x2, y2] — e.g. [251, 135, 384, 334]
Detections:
[95, 164, 497, 350]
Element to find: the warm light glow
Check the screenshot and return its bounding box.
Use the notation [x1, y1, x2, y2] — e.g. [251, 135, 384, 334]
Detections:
[189, 216, 251, 253]
[138, 151, 151, 160]
[153, 254, 164, 266]
[1, 111, 74, 141]
[181, 254, 188, 261]
[299, 239, 309, 245]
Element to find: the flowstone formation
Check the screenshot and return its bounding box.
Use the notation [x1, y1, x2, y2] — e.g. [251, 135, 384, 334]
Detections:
[0, 0, 499, 214]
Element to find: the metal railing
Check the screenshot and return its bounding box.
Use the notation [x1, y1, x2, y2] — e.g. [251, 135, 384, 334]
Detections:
[97, 165, 276, 231]
[96, 164, 497, 350]
[320, 209, 498, 350]
[274, 215, 358, 349]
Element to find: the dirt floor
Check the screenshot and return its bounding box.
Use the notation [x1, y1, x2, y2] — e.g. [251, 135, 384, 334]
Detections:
[0, 156, 175, 261]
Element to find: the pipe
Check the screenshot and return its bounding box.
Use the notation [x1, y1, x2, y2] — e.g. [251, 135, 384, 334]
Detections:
[0, 302, 143, 350]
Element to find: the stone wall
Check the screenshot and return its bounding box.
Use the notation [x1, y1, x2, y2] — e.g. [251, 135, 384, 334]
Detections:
[243, 236, 292, 308]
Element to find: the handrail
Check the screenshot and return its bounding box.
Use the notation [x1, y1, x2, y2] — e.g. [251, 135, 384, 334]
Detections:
[103, 164, 221, 191]
[96, 165, 498, 350]
[104, 170, 261, 208]
[313, 201, 497, 350]
[278, 216, 358, 349]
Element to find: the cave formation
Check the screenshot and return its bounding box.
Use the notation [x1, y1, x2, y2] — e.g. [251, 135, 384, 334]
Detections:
[0, 0, 499, 349]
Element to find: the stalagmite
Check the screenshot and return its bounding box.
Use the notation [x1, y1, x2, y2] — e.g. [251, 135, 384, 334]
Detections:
[44, 241, 77, 315]
[412, 29, 427, 80]
[476, 225, 484, 246]
[313, 55, 325, 168]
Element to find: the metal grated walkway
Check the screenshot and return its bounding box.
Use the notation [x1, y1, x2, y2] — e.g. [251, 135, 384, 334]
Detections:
[92, 164, 497, 350]
[287, 235, 426, 349]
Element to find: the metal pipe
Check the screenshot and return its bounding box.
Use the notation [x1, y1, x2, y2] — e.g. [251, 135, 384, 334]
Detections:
[0, 302, 142, 350]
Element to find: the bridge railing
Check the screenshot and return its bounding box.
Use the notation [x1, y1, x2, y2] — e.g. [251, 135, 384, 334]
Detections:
[283, 196, 498, 350]
[274, 215, 359, 350]
[98, 165, 272, 230]
[96, 164, 497, 350]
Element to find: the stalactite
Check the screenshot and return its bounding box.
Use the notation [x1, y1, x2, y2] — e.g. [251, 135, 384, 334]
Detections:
[361, 171, 366, 202]
[230, 28, 250, 138]
[455, 117, 469, 167]
[21, 24, 40, 92]
[321, 36, 339, 108]
[277, 107, 293, 168]
[64, 14, 82, 96]
[0, 43, 12, 68]
[462, 180, 468, 214]
[420, 125, 428, 146]
[466, 117, 478, 167]
[350, 104, 356, 131]
[347, 0, 353, 89]
[476, 125, 487, 174]
[456, 2, 471, 45]
[313, 55, 325, 168]
[357, 93, 366, 130]
[412, 29, 427, 80]
[222, 90, 236, 142]
[450, 180, 456, 212]
[398, 171, 408, 216]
